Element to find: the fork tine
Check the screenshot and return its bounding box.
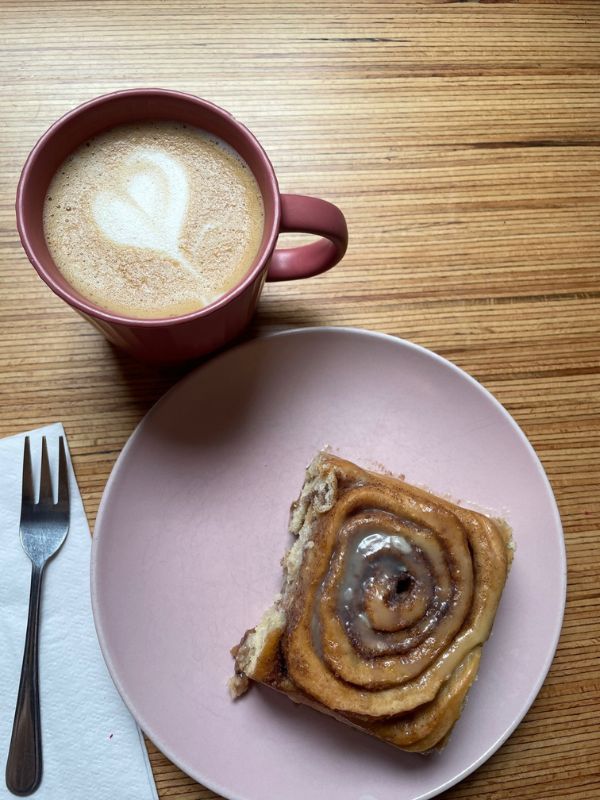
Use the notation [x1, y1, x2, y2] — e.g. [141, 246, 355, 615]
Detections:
[21, 436, 35, 505]
[57, 436, 69, 505]
[39, 436, 53, 504]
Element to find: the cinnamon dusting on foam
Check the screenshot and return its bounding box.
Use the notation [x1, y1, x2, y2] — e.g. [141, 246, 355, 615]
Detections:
[43, 121, 264, 319]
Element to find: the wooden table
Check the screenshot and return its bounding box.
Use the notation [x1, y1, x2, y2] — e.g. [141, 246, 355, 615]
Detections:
[1, 2, 598, 798]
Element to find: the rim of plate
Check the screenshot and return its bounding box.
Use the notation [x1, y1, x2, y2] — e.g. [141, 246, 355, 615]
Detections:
[91, 326, 567, 800]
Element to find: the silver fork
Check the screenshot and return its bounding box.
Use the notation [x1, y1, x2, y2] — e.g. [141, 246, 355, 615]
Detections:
[5, 436, 70, 796]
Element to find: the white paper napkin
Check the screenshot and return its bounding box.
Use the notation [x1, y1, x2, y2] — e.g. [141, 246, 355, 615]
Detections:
[0, 424, 158, 800]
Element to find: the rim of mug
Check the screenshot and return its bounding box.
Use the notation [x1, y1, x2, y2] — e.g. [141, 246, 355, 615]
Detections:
[16, 88, 282, 328]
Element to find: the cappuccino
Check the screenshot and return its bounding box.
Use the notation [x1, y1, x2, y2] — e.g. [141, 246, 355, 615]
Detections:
[43, 121, 264, 318]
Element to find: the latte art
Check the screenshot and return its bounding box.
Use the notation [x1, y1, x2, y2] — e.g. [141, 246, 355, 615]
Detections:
[43, 122, 264, 318]
[93, 149, 199, 280]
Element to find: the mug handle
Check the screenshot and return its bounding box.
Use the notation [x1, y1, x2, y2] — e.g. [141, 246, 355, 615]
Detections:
[266, 194, 348, 282]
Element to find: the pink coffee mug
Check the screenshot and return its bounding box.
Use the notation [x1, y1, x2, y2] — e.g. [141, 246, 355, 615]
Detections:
[16, 89, 348, 363]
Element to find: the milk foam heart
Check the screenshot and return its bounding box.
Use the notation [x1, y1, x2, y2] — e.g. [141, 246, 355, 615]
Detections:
[93, 149, 199, 278]
[43, 121, 264, 319]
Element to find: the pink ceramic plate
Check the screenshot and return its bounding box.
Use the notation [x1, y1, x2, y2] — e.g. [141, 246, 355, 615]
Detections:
[91, 328, 566, 800]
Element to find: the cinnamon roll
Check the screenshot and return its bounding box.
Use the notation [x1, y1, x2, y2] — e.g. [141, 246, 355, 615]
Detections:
[231, 453, 513, 753]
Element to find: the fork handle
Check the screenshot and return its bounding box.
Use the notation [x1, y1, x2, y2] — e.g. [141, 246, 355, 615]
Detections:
[5, 563, 44, 796]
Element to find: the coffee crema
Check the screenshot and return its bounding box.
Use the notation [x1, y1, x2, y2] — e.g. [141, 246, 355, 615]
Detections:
[43, 121, 264, 318]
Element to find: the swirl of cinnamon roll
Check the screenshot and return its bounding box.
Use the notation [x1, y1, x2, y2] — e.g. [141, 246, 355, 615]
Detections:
[231, 453, 513, 753]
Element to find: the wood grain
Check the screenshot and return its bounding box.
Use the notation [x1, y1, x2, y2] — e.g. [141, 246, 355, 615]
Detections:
[1, 2, 599, 798]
